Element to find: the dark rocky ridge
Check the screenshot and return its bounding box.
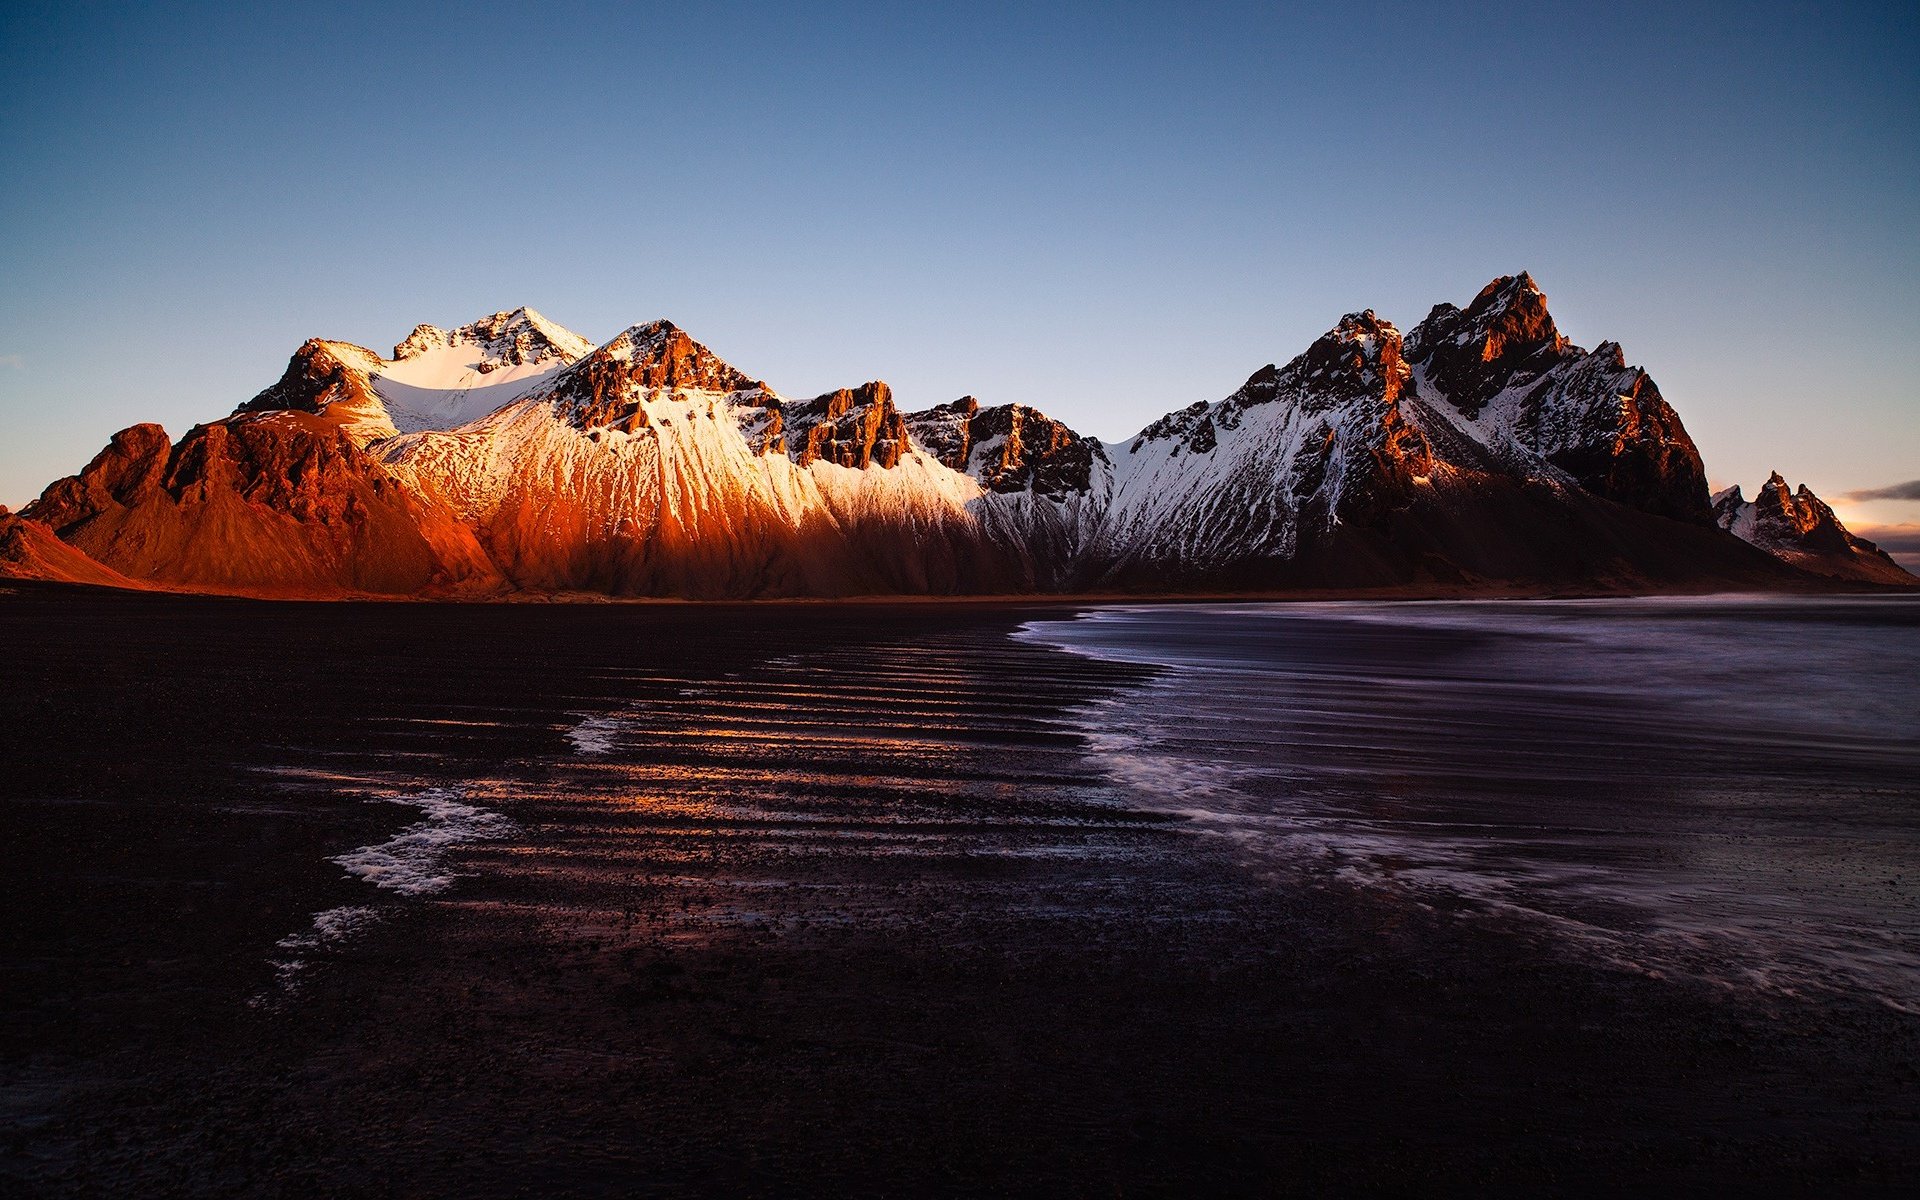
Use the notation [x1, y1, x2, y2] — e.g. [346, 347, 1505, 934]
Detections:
[1404, 274, 1711, 524]
[1714, 472, 1911, 585]
[782, 382, 910, 469]
[554, 320, 762, 432]
[906, 397, 1104, 497]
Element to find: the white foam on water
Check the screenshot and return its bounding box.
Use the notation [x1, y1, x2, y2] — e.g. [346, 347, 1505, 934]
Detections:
[262, 904, 382, 996]
[255, 787, 513, 1006]
[1023, 598, 1920, 1014]
[331, 788, 513, 896]
[566, 712, 626, 755]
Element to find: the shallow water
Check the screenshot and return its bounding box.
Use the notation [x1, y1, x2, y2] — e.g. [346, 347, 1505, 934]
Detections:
[1019, 595, 1920, 1011]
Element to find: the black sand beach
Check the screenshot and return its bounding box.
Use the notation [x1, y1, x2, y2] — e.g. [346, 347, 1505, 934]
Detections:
[2, 583, 1917, 1196]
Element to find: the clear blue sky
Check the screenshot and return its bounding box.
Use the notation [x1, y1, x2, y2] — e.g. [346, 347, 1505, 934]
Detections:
[3, 0, 1916, 545]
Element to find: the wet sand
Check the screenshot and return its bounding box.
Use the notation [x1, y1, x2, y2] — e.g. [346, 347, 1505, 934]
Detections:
[2, 582, 1916, 1195]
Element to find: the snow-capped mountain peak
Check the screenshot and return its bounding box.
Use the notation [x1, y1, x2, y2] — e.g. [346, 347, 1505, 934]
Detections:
[393, 306, 595, 368]
[1404, 272, 1570, 418]
[35, 271, 1892, 600]
[1713, 472, 1913, 584]
[1269, 309, 1409, 409]
[541, 321, 763, 433]
[236, 309, 597, 443]
[1400, 272, 1711, 522]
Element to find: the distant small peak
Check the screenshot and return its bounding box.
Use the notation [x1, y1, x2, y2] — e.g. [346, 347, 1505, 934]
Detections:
[1475, 271, 1542, 304]
[1331, 309, 1398, 340]
[1465, 272, 1551, 321]
[394, 308, 593, 363]
[464, 305, 547, 330]
[610, 318, 681, 344]
[393, 325, 451, 359]
[464, 307, 593, 357]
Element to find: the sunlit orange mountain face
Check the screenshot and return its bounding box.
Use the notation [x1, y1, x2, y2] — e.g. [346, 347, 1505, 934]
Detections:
[3, 277, 1910, 598]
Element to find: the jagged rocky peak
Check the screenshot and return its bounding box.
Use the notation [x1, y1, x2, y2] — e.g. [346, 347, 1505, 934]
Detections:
[1749, 472, 1853, 551]
[904, 397, 1102, 498]
[904, 397, 981, 468]
[1714, 471, 1912, 583]
[1222, 309, 1410, 415]
[236, 339, 384, 419]
[1134, 310, 1412, 458]
[25, 423, 177, 533]
[594, 320, 757, 391]
[550, 320, 762, 431]
[1521, 340, 1708, 523]
[394, 306, 594, 368]
[1402, 272, 1711, 525]
[1406, 272, 1573, 417]
[783, 381, 910, 470]
[1710, 482, 1746, 523]
[1268, 309, 1409, 410]
[1121, 309, 1428, 491]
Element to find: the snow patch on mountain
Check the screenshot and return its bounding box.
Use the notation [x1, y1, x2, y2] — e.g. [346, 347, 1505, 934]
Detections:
[1713, 474, 1915, 584]
[1088, 310, 1428, 575]
[377, 359, 1000, 594]
[238, 308, 597, 445]
[373, 307, 594, 435]
[70, 271, 1843, 597]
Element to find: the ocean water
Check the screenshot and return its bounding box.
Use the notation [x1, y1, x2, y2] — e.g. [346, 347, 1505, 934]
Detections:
[1019, 595, 1920, 1011]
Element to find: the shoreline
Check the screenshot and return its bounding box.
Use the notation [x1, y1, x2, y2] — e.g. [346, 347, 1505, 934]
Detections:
[3, 572, 1912, 608]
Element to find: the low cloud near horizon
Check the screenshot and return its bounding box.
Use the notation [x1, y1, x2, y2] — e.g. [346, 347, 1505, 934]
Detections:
[1842, 480, 1920, 503]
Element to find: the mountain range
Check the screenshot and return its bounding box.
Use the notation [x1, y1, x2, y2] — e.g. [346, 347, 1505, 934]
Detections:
[3, 274, 1910, 597]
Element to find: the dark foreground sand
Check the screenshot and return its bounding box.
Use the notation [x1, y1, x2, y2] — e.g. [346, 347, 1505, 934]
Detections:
[2, 582, 1916, 1196]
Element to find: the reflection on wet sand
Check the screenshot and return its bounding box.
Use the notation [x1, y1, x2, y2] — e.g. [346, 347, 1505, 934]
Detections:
[6, 589, 1918, 1196]
[457, 635, 1177, 946]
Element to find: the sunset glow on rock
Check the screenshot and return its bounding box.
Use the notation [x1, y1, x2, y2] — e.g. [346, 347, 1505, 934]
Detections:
[8, 276, 1905, 598]
[4, 5, 1915, 1195]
